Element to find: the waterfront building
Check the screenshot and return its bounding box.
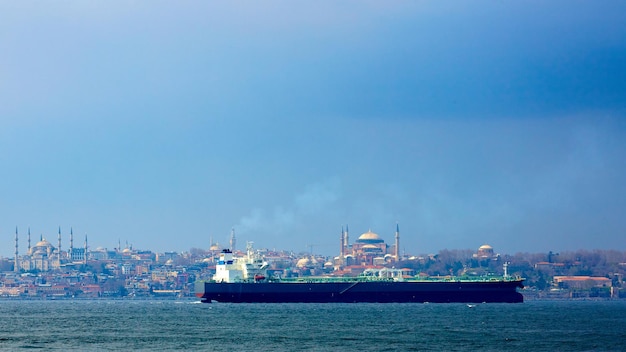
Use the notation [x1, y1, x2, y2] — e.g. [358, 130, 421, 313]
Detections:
[553, 276, 612, 289]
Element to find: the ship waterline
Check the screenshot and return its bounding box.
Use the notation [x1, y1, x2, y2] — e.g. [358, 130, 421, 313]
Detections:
[196, 279, 524, 303]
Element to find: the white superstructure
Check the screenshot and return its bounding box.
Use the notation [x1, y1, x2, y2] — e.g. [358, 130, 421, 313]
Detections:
[212, 242, 269, 283]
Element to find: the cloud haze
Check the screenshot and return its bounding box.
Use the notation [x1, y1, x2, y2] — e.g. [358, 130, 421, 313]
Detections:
[1, 1, 625, 257]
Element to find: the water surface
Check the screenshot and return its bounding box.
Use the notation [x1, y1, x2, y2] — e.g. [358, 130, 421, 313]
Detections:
[0, 300, 624, 351]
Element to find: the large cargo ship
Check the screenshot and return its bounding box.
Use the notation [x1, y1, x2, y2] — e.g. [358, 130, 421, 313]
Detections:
[195, 246, 524, 303]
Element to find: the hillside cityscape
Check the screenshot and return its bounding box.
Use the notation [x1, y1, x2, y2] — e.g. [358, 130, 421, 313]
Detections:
[1, 226, 624, 300]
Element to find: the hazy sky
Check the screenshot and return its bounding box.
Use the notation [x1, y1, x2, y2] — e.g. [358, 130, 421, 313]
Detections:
[1, 1, 625, 257]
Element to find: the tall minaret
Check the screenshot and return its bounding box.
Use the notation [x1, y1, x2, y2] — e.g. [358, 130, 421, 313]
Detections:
[84, 234, 88, 264]
[57, 226, 62, 268]
[394, 223, 400, 261]
[27, 227, 31, 253]
[344, 224, 349, 256]
[340, 226, 345, 259]
[229, 228, 236, 252]
[69, 227, 74, 261]
[14, 227, 19, 273]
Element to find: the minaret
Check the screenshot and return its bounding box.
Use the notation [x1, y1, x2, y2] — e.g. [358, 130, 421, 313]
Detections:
[69, 228, 74, 261]
[344, 224, 349, 256]
[84, 234, 88, 264]
[14, 227, 19, 273]
[27, 227, 31, 253]
[57, 226, 62, 268]
[229, 228, 236, 252]
[340, 226, 345, 259]
[394, 223, 400, 261]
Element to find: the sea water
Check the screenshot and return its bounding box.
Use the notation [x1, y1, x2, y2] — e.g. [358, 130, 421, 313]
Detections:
[0, 299, 625, 351]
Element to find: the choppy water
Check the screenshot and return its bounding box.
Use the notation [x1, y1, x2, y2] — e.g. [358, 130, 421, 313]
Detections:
[0, 299, 625, 351]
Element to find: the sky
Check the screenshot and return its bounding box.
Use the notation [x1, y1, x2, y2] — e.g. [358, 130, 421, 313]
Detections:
[1, 1, 625, 257]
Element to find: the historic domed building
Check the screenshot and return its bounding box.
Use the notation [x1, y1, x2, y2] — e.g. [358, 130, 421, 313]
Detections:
[352, 230, 386, 260]
[13, 227, 89, 272]
[19, 237, 60, 271]
[336, 225, 401, 267]
[475, 244, 496, 259]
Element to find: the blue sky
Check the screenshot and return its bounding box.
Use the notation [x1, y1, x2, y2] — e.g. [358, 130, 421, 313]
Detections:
[1, 1, 625, 257]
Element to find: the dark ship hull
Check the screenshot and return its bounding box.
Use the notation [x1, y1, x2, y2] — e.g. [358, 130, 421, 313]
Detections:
[196, 279, 524, 303]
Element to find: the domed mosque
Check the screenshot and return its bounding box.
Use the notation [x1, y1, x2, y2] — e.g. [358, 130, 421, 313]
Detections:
[32, 238, 54, 256]
[336, 224, 401, 267]
[475, 244, 496, 259]
[353, 230, 385, 256]
[17, 230, 60, 272]
[14, 227, 89, 272]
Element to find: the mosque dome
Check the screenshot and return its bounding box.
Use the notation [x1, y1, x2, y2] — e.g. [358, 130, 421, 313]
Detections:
[477, 244, 495, 258]
[296, 258, 312, 268]
[34, 239, 53, 248]
[30, 238, 54, 255]
[357, 230, 384, 243]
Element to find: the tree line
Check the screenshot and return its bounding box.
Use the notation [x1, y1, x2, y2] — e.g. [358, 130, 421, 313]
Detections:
[400, 249, 626, 290]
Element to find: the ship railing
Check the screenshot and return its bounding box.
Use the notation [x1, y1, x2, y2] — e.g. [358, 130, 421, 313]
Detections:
[405, 275, 525, 283]
[254, 274, 524, 284]
[279, 276, 395, 284]
[361, 268, 405, 281]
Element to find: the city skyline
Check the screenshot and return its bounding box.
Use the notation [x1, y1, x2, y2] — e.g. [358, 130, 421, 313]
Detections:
[2, 1, 626, 257]
[3, 221, 620, 259]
